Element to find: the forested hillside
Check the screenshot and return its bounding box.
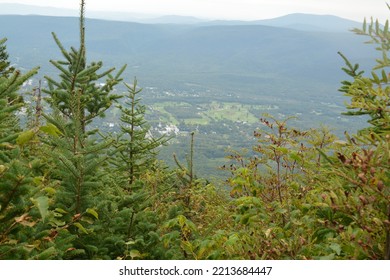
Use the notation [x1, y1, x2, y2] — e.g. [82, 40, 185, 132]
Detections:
[0, 1, 389, 260]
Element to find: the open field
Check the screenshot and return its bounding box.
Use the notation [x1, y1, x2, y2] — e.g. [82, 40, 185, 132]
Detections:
[147, 101, 280, 125]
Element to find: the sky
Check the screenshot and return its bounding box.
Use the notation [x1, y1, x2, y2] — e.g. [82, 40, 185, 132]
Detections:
[0, 0, 389, 22]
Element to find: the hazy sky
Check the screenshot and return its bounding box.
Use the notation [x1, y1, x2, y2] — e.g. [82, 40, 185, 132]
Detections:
[0, 0, 389, 22]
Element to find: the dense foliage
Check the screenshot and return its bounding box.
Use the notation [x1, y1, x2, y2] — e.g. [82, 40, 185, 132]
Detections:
[0, 1, 388, 259]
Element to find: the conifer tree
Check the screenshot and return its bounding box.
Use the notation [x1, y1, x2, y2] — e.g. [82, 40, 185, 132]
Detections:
[89, 78, 172, 259]
[111, 78, 168, 185]
[0, 38, 39, 258]
[42, 0, 125, 216]
[0, 38, 13, 78]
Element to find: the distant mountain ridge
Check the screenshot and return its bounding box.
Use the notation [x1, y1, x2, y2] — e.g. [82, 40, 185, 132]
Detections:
[254, 13, 361, 32]
[0, 14, 372, 90]
[0, 3, 151, 22]
[0, 3, 361, 32]
[144, 15, 208, 25]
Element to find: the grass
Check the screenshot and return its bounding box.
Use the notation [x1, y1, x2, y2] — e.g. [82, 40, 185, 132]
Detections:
[147, 101, 279, 126]
[204, 101, 258, 123]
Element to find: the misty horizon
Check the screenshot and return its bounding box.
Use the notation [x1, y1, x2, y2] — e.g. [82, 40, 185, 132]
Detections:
[0, 2, 367, 24]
